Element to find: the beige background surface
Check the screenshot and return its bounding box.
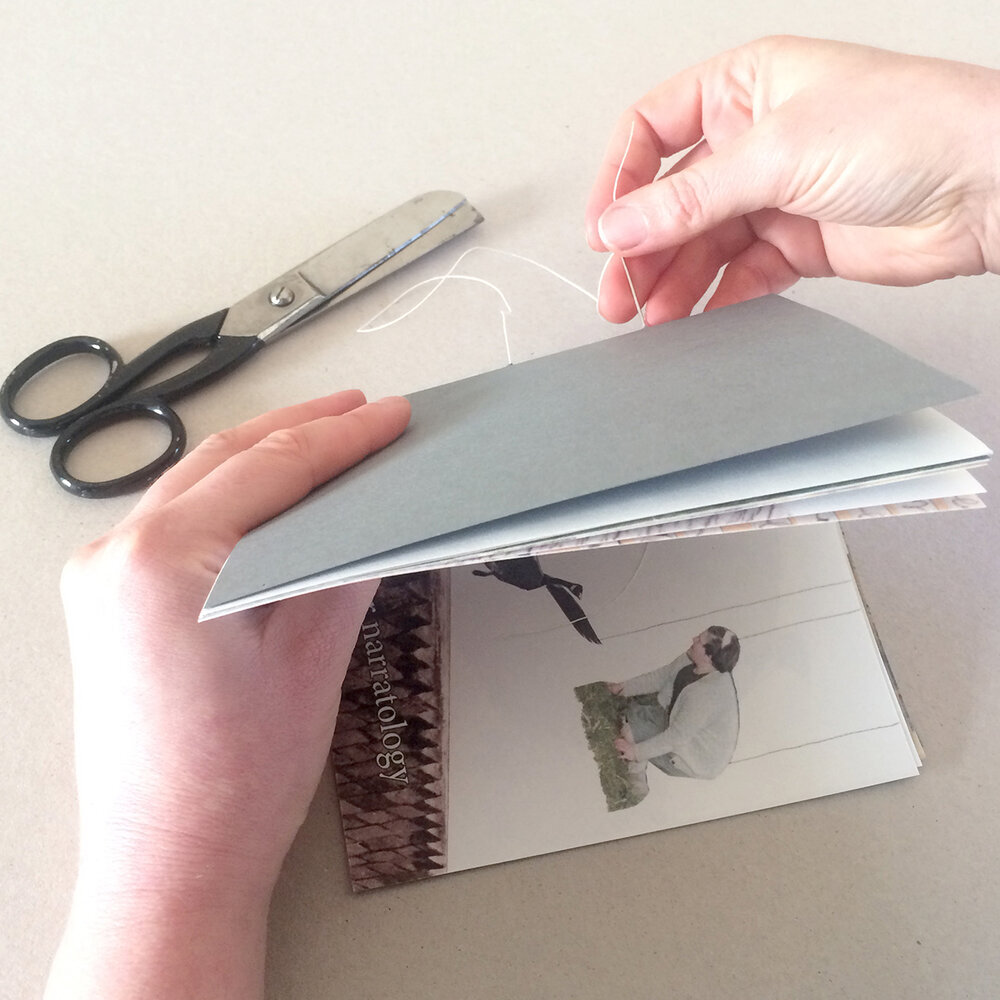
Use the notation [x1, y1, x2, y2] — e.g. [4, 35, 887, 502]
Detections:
[2, 3, 998, 998]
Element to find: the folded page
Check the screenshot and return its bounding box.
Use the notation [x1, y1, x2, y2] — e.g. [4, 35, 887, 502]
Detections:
[203, 295, 976, 618]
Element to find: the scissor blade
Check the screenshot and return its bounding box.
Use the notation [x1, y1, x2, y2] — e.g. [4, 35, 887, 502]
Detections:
[219, 191, 482, 344]
[301, 190, 483, 304]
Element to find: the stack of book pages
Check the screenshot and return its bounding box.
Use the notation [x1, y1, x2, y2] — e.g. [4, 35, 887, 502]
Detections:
[199, 295, 990, 890]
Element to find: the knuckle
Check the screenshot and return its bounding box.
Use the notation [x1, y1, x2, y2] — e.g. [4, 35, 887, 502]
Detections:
[257, 425, 313, 464]
[251, 426, 323, 490]
[735, 261, 774, 299]
[60, 520, 167, 604]
[660, 168, 711, 231]
[746, 34, 799, 66]
[195, 426, 246, 458]
[754, 33, 793, 51]
[337, 409, 376, 455]
[60, 543, 97, 599]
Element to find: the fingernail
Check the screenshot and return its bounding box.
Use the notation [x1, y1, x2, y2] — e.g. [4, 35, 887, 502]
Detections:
[598, 204, 648, 252]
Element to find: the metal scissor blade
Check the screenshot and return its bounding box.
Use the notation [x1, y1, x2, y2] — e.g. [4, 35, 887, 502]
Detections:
[220, 192, 482, 345]
[301, 190, 483, 305]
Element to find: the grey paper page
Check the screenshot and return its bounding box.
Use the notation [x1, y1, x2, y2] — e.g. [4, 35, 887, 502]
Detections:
[204, 295, 974, 616]
[203, 409, 988, 614]
[289, 408, 991, 589]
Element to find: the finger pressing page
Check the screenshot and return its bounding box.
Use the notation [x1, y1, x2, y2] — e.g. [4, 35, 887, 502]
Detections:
[171, 396, 411, 563]
[126, 390, 369, 521]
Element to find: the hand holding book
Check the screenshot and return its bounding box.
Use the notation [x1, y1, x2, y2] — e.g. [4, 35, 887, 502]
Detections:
[44, 38, 1000, 999]
[45, 392, 410, 999]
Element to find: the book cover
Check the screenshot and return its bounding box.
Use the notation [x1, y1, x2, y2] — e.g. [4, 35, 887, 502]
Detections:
[330, 524, 922, 891]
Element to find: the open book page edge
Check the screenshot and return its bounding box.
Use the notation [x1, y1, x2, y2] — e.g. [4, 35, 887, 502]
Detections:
[203, 295, 979, 618]
[200, 456, 987, 619]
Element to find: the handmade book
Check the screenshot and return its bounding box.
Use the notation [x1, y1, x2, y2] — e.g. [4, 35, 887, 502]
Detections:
[201, 294, 988, 618]
[198, 294, 990, 890]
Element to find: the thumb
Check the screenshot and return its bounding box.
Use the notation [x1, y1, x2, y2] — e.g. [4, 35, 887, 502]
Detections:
[597, 129, 786, 256]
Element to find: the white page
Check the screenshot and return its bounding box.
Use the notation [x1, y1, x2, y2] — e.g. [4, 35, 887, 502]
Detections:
[446, 526, 919, 871]
[206, 408, 988, 615]
[376, 469, 986, 568]
[330, 523, 920, 888]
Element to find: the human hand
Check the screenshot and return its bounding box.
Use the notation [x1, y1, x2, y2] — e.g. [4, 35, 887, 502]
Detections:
[47, 390, 410, 999]
[586, 36, 1000, 324]
[614, 719, 637, 763]
[614, 735, 637, 762]
[606, 681, 624, 695]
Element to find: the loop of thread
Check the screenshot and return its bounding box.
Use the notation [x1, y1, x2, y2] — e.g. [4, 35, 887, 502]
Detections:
[356, 247, 598, 366]
[609, 118, 646, 327]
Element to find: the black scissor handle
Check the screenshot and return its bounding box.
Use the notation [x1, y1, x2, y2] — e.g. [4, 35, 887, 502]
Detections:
[5, 310, 266, 497]
[0, 336, 123, 437]
[49, 397, 187, 499]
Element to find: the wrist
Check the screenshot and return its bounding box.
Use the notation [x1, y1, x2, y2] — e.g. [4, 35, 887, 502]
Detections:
[73, 744, 306, 901]
[46, 843, 274, 1000]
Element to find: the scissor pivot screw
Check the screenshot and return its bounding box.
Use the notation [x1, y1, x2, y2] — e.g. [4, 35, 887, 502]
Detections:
[268, 286, 296, 307]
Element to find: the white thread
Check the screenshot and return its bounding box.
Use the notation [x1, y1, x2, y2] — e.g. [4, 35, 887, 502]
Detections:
[357, 246, 598, 366]
[361, 272, 513, 364]
[597, 252, 616, 299]
[358, 272, 513, 332]
[606, 118, 646, 327]
[611, 121, 633, 197]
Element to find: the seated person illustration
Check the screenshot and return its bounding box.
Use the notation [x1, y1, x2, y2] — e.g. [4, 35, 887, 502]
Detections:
[609, 626, 741, 784]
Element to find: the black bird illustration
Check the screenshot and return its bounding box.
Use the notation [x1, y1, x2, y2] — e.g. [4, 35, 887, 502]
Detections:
[472, 556, 602, 644]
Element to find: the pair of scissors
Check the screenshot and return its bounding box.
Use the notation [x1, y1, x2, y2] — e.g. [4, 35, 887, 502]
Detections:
[1, 191, 482, 498]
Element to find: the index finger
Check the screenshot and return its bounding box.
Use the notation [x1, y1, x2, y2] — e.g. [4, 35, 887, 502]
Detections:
[169, 395, 411, 571]
[126, 390, 369, 521]
[585, 46, 757, 249]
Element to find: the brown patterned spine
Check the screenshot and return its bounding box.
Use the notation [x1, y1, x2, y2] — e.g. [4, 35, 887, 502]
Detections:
[330, 572, 449, 891]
